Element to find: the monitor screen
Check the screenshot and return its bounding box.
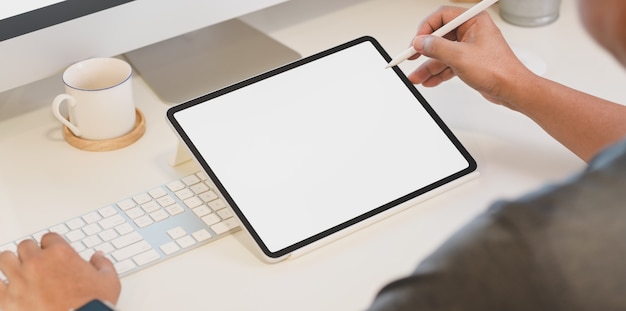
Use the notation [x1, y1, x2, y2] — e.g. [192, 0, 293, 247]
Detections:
[0, 0, 133, 42]
[0, 0, 289, 93]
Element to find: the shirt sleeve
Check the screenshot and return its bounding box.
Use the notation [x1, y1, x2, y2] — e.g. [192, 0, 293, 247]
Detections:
[366, 199, 561, 311]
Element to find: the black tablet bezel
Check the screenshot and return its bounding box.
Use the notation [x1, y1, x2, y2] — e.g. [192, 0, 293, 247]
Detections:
[167, 36, 477, 259]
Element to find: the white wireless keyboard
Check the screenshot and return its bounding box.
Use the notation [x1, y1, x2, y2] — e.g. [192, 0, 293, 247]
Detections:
[0, 170, 240, 281]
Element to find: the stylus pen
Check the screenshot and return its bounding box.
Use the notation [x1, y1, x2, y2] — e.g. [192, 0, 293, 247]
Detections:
[385, 0, 499, 68]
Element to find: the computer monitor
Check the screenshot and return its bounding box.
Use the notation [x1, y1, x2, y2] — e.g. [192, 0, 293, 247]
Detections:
[0, 0, 300, 103]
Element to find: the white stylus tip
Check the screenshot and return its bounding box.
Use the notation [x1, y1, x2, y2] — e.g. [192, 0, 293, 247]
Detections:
[385, 47, 417, 69]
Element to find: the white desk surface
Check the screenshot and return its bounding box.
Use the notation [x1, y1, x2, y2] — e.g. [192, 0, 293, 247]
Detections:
[1, 0, 624, 310]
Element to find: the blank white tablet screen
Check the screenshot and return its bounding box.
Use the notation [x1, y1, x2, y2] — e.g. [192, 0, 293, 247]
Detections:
[172, 39, 471, 254]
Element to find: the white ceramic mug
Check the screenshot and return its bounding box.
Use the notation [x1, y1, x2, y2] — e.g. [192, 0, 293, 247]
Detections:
[52, 58, 136, 140]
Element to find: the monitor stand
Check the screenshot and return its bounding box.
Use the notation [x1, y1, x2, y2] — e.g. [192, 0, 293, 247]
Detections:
[124, 18, 301, 105]
[124, 18, 301, 166]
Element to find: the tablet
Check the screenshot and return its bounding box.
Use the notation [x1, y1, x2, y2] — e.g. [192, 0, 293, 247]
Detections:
[167, 36, 477, 261]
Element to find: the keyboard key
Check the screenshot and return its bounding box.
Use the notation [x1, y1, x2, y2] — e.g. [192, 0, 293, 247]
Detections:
[82, 212, 102, 224]
[125, 207, 145, 219]
[98, 206, 118, 218]
[208, 199, 227, 211]
[217, 209, 234, 220]
[112, 240, 151, 261]
[117, 199, 136, 211]
[196, 171, 209, 181]
[183, 196, 203, 209]
[149, 210, 169, 222]
[141, 201, 160, 214]
[82, 235, 103, 248]
[112, 232, 142, 249]
[66, 230, 86, 242]
[176, 236, 196, 249]
[167, 227, 187, 240]
[99, 229, 119, 242]
[99, 215, 125, 229]
[165, 204, 185, 216]
[175, 188, 194, 200]
[157, 195, 176, 207]
[115, 223, 134, 235]
[201, 214, 220, 226]
[192, 229, 212, 242]
[95, 242, 115, 254]
[133, 249, 160, 266]
[211, 218, 240, 235]
[192, 205, 212, 217]
[114, 259, 137, 275]
[181, 174, 201, 186]
[82, 223, 102, 236]
[134, 216, 154, 228]
[148, 187, 167, 199]
[133, 193, 152, 205]
[190, 183, 209, 194]
[49, 224, 70, 235]
[199, 190, 218, 202]
[66, 218, 86, 230]
[160, 242, 180, 255]
[166, 180, 185, 192]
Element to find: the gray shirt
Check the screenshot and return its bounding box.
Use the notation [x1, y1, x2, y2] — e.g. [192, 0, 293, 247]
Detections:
[368, 138, 626, 310]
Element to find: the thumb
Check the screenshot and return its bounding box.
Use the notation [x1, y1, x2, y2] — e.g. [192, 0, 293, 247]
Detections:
[413, 35, 461, 65]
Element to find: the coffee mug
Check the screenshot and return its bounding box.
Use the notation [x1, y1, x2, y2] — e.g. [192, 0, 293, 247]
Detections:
[499, 0, 562, 27]
[52, 58, 136, 140]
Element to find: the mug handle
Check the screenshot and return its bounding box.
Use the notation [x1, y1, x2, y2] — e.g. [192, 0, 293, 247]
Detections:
[52, 94, 82, 137]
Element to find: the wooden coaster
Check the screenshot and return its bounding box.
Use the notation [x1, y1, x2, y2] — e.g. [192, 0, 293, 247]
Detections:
[63, 109, 146, 152]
